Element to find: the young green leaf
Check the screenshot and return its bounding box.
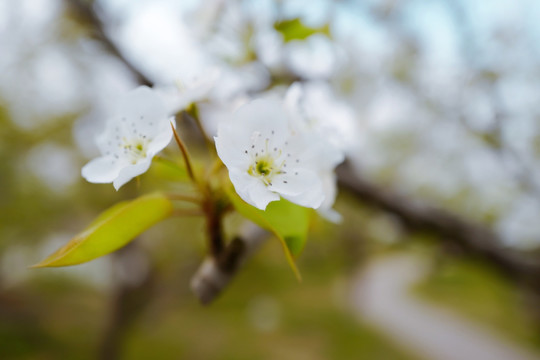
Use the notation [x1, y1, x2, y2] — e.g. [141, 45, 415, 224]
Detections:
[32, 193, 173, 268]
[274, 18, 330, 43]
[226, 188, 311, 280]
[152, 157, 190, 182]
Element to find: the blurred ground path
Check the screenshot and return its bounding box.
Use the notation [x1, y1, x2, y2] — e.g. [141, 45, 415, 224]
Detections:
[351, 254, 540, 360]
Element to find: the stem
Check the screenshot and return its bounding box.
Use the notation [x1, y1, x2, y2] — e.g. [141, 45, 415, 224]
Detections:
[170, 122, 197, 184]
[203, 197, 225, 258]
[191, 223, 269, 305]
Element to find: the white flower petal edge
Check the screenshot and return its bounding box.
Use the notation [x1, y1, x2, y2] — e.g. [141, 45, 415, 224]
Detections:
[113, 159, 153, 190]
[215, 98, 327, 210]
[82, 86, 174, 190]
[285, 83, 347, 223]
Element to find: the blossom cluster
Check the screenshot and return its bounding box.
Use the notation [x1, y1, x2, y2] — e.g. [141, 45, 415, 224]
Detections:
[80, 1, 362, 221]
[82, 81, 348, 219]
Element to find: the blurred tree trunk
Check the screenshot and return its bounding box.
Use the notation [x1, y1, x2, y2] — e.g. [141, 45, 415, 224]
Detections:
[99, 243, 155, 360]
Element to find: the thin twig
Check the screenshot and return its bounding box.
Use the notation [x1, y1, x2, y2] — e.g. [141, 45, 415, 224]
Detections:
[170, 122, 197, 184]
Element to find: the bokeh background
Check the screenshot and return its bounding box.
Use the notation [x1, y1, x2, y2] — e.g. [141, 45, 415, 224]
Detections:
[2, 0, 540, 359]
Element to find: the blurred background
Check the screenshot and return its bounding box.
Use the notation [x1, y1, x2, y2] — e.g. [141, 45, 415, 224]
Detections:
[2, 0, 540, 359]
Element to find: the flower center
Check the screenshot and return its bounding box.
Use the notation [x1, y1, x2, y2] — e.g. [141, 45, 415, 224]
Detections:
[255, 159, 271, 176]
[248, 154, 282, 186]
[122, 137, 148, 164]
[244, 130, 293, 187]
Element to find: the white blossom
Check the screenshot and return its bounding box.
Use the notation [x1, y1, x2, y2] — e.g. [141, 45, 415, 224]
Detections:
[81, 86, 174, 190]
[214, 98, 327, 210]
[285, 83, 347, 222]
[283, 35, 342, 80]
[197, 95, 250, 138]
[308, 144, 344, 223]
[157, 68, 221, 115]
[285, 81, 359, 154]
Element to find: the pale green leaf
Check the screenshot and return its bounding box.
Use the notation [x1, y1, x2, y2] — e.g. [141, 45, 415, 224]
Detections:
[152, 157, 189, 182]
[32, 193, 173, 267]
[274, 18, 330, 43]
[226, 188, 311, 280]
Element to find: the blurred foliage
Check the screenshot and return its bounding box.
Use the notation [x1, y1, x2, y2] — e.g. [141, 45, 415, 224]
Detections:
[0, 276, 106, 359]
[0, 199, 419, 359]
[273, 18, 330, 43]
[121, 251, 416, 360]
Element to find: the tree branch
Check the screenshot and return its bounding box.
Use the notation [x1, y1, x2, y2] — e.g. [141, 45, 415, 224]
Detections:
[337, 161, 540, 287]
[190, 223, 268, 304]
[67, 0, 152, 87]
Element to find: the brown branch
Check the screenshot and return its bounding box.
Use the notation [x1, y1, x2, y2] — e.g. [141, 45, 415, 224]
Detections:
[337, 161, 540, 287]
[202, 197, 226, 258]
[191, 223, 268, 304]
[66, 0, 152, 87]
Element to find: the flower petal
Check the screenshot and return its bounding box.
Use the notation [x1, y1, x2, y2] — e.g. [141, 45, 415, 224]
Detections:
[229, 168, 279, 210]
[247, 180, 280, 210]
[215, 131, 251, 169]
[232, 98, 289, 146]
[229, 168, 257, 203]
[116, 86, 169, 139]
[269, 168, 318, 196]
[317, 171, 341, 223]
[82, 156, 123, 184]
[146, 118, 174, 156]
[281, 177, 325, 209]
[113, 159, 153, 190]
[317, 208, 342, 223]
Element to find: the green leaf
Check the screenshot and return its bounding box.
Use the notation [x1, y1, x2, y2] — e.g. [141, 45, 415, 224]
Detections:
[274, 18, 330, 43]
[226, 188, 311, 280]
[32, 193, 173, 268]
[478, 132, 502, 149]
[151, 157, 189, 182]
